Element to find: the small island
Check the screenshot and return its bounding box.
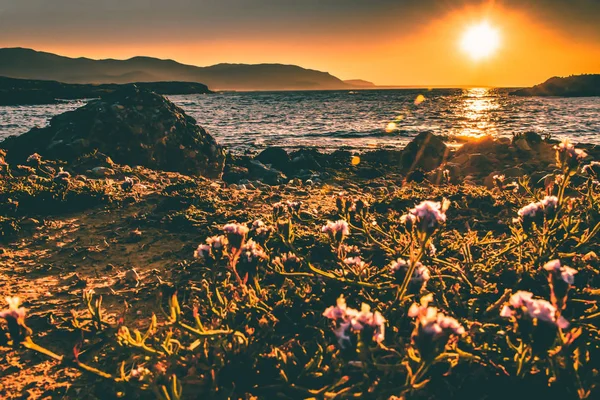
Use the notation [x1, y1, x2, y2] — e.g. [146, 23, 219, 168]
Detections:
[0, 76, 212, 106]
[511, 74, 600, 97]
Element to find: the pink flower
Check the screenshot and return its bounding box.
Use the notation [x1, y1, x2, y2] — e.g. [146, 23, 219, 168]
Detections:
[323, 296, 385, 347]
[0, 296, 27, 324]
[402, 200, 449, 233]
[223, 223, 249, 236]
[501, 291, 569, 329]
[543, 259, 577, 285]
[322, 220, 350, 239]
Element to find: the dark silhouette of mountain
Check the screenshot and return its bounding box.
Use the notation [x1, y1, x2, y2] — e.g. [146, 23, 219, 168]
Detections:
[511, 74, 600, 97]
[0, 76, 211, 106]
[0, 48, 354, 91]
[343, 79, 376, 88]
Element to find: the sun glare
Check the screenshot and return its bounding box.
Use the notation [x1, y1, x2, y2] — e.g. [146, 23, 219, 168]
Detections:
[460, 21, 501, 60]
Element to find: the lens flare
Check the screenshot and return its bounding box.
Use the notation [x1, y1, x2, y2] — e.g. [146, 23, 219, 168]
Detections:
[461, 21, 501, 60]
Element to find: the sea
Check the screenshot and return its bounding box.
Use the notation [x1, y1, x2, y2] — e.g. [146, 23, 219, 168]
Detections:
[1, 88, 599, 153]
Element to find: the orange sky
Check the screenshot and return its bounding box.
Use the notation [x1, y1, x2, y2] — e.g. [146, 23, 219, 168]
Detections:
[1, 1, 599, 87]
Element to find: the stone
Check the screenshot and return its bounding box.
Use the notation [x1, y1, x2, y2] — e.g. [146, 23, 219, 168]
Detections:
[248, 160, 287, 185]
[1, 85, 226, 178]
[514, 138, 532, 151]
[91, 167, 115, 177]
[401, 132, 448, 171]
[255, 147, 290, 172]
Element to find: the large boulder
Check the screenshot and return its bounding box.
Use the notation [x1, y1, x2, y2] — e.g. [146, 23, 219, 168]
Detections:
[0, 85, 226, 178]
[401, 132, 448, 171]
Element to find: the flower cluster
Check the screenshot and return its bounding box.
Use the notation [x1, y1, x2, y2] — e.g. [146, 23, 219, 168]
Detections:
[543, 260, 577, 310]
[273, 201, 302, 218]
[389, 259, 430, 292]
[336, 256, 369, 277]
[335, 194, 369, 218]
[223, 223, 249, 249]
[272, 252, 302, 271]
[408, 295, 465, 360]
[251, 220, 274, 241]
[543, 260, 577, 285]
[194, 235, 228, 264]
[500, 291, 569, 329]
[555, 139, 588, 171]
[237, 239, 268, 277]
[0, 296, 29, 343]
[322, 220, 350, 242]
[323, 295, 385, 348]
[515, 196, 559, 230]
[401, 200, 449, 234]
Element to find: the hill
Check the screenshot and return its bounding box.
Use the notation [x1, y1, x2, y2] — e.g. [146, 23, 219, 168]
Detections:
[0, 48, 353, 91]
[343, 79, 377, 88]
[511, 74, 600, 97]
[0, 76, 211, 106]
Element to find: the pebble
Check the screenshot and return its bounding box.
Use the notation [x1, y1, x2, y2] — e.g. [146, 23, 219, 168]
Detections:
[125, 268, 141, 286]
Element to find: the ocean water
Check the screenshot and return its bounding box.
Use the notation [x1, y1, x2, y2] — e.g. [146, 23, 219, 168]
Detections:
[1, 88, 599, 153]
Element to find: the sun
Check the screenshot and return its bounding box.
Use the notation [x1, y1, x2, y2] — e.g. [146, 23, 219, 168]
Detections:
[460, 21, 501, 60]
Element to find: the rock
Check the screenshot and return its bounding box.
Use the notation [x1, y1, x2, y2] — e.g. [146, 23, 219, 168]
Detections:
[222, 165, 249, 183]
[248, 160, 287, 185]
[514, 138, 532, 152]
[91, 167, 115, 177]
[1, 85, 226, 178]
[401, 132, 448, 171]
[125, 268, 141, 286]
[406, 169, 427, 183]
[484, 171, 502, 189]
[255, 147, 290, 171]
[503, 167, 526, 178]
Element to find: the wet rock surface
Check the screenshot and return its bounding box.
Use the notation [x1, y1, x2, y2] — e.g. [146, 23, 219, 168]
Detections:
[0, 85, 226, 178]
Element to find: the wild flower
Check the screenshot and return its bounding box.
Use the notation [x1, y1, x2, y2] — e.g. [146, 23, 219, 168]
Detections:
[322, 220, 350, 242]
[500, 291, 569, 329]
[389, 259, 430, 291]
[206, 235, 227, 250]
[543, 259, 577, 285]
[0, 296, 27, 323]
[273, 201, 302, 217]
[0, 296, 29, 343]
[130, 365, 152, 381]
[427, 243, 437, 257]
[26, 153, 42, 164]
[223, 223, 249, 249]
[237, 239, 268, 277]
[402, 200, 449, 234]
[555, 139, 588, 170]
[323, 296, 385, 347]
[337, 256, 369, 277]
[194, 244, 212, 261]
[336, 195, 369, 217]
[273, 252, 302, 271]
[408, 295, 464, 360]
[543, 259, 577, 310]
[515, 196, 559, 229]
[252, 219, 274, 239]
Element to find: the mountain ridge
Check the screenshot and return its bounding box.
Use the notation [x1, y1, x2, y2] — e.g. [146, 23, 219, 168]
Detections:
[0, 47, 355, 91]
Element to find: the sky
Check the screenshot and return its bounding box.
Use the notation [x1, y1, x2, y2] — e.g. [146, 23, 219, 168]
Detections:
[0, 0, 599, 87]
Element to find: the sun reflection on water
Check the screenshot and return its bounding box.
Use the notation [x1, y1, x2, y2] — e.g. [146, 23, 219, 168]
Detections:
[456, 87, 500, 140]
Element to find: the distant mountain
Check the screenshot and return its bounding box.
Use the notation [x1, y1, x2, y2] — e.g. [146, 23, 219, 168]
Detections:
[0, 48, 355, 91]
[343, 79, 376, 88]
[0, 76, 212, 106]
[511, 74, 600, 97]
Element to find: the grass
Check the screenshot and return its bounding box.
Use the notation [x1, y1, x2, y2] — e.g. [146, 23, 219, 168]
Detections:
[1, 144, 599, 399]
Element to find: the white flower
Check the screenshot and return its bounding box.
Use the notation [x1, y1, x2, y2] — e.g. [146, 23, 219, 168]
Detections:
[223, 223, 249, 236]
[239, 239, 267, 263]
[322, 220, 350, 237]
[409, 295, 464, 338]
[194, 244, 211, 260]
[543, 259, 577, 285]
[403, 200, 449, 232]
[206, 235, 227, 249]
[0, 296, 27, 323]
[501, 291, 570, 328]
[323, 296, 385, 346]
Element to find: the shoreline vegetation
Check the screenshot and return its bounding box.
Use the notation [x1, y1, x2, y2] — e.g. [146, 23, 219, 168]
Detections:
[0, 87, 600, 399]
